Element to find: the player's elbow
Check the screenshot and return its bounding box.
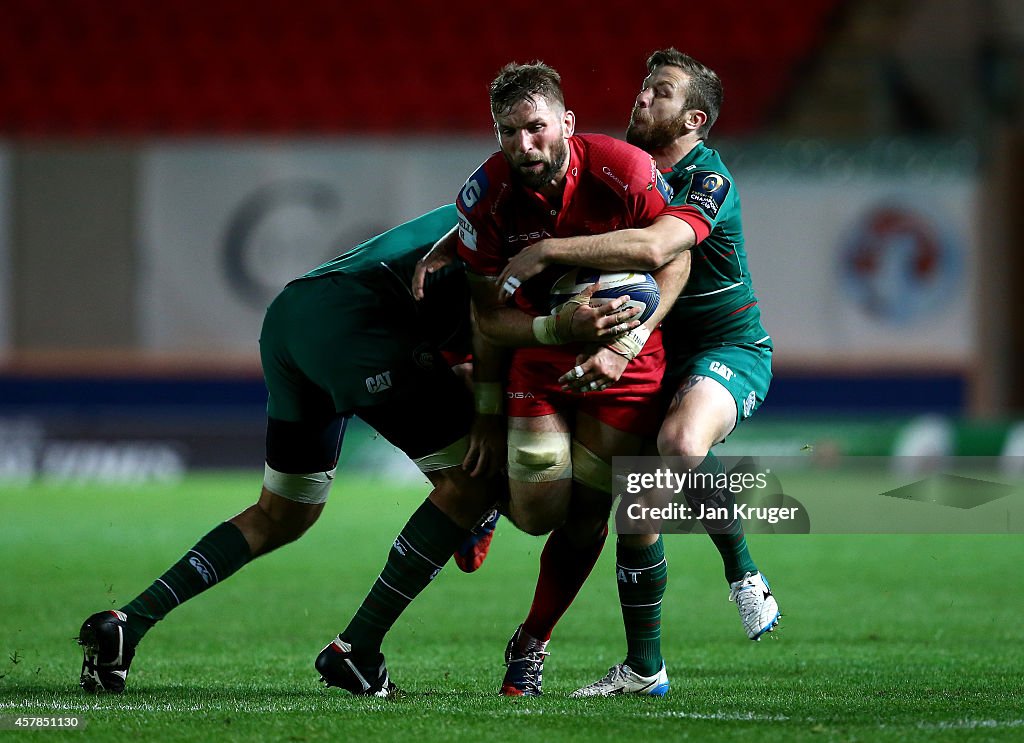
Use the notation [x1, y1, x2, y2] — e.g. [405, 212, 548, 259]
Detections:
[635, 242, 675, 272]
[638, 219, 697, 270]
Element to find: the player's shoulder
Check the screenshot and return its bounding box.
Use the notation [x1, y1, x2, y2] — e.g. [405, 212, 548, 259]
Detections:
[457, 152, 511, 218]
[695, 141, 730, 166]
[671, 143, 738, 220]
[576, 133, 661, 194]
[687, 142, 736, 185]
[397, 203, 459, 235]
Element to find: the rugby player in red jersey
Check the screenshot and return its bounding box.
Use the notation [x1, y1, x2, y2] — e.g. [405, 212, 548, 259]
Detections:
[454, 61, 691, 696]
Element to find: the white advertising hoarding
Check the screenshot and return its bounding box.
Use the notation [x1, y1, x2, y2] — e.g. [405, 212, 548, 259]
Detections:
[735, 145, 977, 367]
[140, 139, 978, 365]
[139, 137, 493, 353]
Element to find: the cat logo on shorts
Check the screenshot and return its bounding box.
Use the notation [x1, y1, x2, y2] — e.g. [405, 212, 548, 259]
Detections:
[366, 371, 393, 394]
[709, 360, 734, 381]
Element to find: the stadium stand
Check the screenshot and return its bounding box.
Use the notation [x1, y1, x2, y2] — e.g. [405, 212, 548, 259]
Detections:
[0, 0, 845, 136]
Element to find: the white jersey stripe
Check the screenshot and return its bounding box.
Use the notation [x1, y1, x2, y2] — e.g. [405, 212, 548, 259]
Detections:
[678, 281, 743, 298]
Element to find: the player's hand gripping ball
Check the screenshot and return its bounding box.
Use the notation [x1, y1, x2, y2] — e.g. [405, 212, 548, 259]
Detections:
[548, 268, 660, 323]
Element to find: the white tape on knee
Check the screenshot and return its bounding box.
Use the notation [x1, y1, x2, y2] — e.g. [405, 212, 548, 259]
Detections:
[263, 463, 335, 505]
[507, 429, 572, 483]
[413, 435, 469, 473]
[571, 440, 612, 493]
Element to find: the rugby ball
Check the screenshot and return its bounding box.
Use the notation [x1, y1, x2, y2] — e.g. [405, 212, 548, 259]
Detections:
[549, 268, 660, 324]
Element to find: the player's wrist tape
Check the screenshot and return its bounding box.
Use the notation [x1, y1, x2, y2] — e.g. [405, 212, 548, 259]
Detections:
[533, 292, 589, 345]
[605, 325, 651, 360]
[532, 314, 562, 345]
[474, 381, 504, 415]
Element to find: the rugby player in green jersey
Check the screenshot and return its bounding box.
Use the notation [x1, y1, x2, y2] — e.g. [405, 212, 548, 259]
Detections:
[494, 49, 781, 697]
[78, 205, 509, 697]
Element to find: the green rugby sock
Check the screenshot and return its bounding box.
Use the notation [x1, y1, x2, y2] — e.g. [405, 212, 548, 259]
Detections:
[689, 453, 757, 583]
[120, 522, 252, 645]
[617, 536, 667, 677]
[341, 498, 467, 657]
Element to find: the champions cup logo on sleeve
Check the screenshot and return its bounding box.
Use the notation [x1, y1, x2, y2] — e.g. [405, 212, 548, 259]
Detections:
[701, 173, 725, 191]
[686, 171, 731, 218]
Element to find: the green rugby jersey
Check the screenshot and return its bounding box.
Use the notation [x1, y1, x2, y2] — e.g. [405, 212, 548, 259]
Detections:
[300, 203, 458, 287]
[287, 203, 470, 354]
[661, 142, 771, 354]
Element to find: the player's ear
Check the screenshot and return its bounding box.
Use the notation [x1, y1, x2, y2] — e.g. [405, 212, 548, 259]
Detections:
[493, 121, 501, 145]
[687, 109, 707, 133]
[563, 109, 575, 138]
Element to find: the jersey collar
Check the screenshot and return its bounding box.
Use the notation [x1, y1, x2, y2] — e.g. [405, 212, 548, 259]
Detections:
[663, 139, 708, 177]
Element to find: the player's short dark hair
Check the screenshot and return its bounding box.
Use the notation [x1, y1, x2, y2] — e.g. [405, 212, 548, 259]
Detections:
[646, 48, 722, 139]
[489, 62, 565, 118]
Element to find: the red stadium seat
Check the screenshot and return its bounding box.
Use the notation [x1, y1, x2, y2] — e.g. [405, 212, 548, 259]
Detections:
[0, 0, 842, 136]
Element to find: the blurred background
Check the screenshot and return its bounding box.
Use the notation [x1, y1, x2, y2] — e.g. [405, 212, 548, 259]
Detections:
[1, 0, 1022, 484]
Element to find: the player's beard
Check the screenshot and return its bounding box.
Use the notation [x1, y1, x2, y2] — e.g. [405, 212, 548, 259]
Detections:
[508, 138, 569, 190]
[626, 106, 689, 151]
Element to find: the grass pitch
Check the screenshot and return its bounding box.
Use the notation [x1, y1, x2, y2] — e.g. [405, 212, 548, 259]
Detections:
[1, 473, 1021, 741]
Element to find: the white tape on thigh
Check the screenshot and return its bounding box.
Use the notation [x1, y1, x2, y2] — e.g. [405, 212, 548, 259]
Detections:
[263, 463, 336, 505]
[507, 429, 572, 483]
[571, 440, 612, 493]
[413, 435, 469, 473]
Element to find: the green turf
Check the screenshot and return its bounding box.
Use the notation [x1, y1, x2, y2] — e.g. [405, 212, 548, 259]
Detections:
[1, 473, 1021, 741]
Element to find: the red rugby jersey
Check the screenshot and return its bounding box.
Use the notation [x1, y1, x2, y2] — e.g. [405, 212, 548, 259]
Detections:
[456, 133, 686, 318]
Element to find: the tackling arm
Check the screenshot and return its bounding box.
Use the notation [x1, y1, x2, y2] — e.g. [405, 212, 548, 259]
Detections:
[547, 214, 697, 271]
[467, 274, 545, 348]
[496, 214, 699, 301]
[647, 249, 691, 327]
